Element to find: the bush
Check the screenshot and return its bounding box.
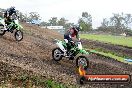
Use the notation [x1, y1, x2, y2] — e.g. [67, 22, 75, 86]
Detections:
[125, 29, 132, 36]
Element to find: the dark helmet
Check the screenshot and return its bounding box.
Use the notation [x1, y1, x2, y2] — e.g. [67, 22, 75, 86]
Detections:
[10, 6, 15, 10]
[74, 24, 82, 32]
[9, 6, 16, 12]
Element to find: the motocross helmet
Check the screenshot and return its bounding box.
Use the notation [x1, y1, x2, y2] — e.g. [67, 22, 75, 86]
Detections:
[74, 24, 82, 32]
[9, 6, 16, 13]
[10, 6, 15, 10]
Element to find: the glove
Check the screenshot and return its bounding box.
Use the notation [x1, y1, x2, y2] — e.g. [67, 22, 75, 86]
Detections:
[70, 41, 75, 46]
[78, 38, 80, 41]
[78, 38, 82, 42]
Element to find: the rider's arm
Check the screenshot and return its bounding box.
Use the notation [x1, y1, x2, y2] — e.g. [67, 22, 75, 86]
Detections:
[76, 33, 80, 40]
[69, 34, 73, 42]
[11, 10, 17, 17]
[4, 11, 9, 17]
[14, 11, 17, 16]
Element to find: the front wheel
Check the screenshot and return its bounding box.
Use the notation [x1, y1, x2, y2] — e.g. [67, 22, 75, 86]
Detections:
[52, 48, 63, 61]
[79, 76, 86, 85]
[14, 30, 23, 41]
[76, 56, 89, 70]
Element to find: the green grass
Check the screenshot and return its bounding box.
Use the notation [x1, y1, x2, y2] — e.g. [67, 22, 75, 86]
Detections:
[86, 48, 132, 64]
[0, 74, 70, 88]
[84, 45, 132, 59]
[80, 34, 132, 47]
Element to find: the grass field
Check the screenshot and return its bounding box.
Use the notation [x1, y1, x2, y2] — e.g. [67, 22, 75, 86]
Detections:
[80, 34, 132, 47]
[86, 49, 132, 64]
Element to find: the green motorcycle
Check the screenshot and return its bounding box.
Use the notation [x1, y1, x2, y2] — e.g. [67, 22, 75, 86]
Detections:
[0, 16, 23, 41]
[52, 39, 89, 70]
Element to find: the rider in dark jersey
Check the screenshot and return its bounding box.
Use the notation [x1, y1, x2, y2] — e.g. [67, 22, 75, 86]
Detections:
[4, 6, 17, 32]
[4, 6, 17, 24]
[64, 25, 82, 58]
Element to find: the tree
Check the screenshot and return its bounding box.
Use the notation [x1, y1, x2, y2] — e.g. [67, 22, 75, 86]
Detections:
[78, 12, 92, 31]
[58, 17, 73, 29]
[58, 18, 67, 26]
[40, 21, 48, 26]
[65, 22, 74, 30]
[18, 12, 28, 22]
[49, 17, 58, 26]
[82, 12, 92, 24]
[110, 13, 124, 30]
[101, 18, 110, 27]
[28, 12, 41, 22]
[123, 14, 132, 29]
[99, 13, 132, 34]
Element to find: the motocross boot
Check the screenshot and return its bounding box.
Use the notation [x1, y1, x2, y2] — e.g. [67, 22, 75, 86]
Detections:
[68, 50, 75, 60]
[6, 24, 13, 33]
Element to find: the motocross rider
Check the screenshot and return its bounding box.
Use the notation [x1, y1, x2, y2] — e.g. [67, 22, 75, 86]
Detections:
[4, 6, 17, 32]
[64, 25, 82, 58]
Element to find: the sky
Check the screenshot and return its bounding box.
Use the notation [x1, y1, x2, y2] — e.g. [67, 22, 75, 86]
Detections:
[1, 0, 132, 28]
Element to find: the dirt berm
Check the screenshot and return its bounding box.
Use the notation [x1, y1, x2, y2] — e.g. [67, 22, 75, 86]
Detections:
[0, 23, 131, 88]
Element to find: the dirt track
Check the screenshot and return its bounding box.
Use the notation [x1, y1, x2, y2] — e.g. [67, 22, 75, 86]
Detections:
[82, 39, 132, 58]
[0, 23, 132, 88]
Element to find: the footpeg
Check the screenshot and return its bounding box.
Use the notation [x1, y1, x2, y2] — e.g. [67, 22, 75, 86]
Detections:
[65, 56, 70, 58]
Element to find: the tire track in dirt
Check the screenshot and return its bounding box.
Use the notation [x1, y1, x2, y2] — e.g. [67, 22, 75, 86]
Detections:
[0, 30, 78, 86]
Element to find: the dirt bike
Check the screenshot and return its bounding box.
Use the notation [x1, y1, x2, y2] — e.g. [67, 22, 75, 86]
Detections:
[0, 16, 23, 41]
[52, 39, 89, 70]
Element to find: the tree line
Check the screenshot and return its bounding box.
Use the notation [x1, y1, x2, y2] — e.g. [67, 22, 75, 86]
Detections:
[0, 8, 92, 31]
[17, 11, 132, 36]
[0, 8, 132, 36]
[40, 12, 92, 31]
[98, 13, 132, 35]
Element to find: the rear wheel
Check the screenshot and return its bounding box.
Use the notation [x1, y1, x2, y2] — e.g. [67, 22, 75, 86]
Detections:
[76, 56, 89, 70]
[79, 76, 86, 85]
[0, 25, 6, 36]
[52, 48, 63, 61]
[14, 30, 23, 41]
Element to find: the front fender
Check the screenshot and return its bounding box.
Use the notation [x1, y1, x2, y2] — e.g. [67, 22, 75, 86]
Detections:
[16, 24, 23, 30]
